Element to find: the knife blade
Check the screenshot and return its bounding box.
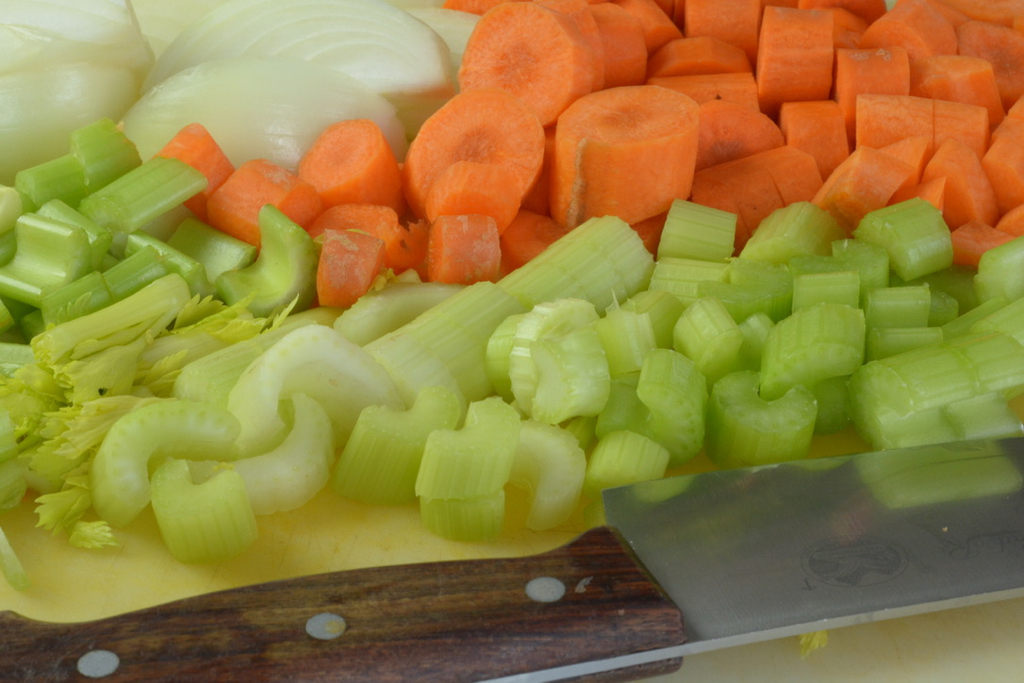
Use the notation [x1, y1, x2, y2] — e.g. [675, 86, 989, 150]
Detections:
[3, 437, 1024, 682]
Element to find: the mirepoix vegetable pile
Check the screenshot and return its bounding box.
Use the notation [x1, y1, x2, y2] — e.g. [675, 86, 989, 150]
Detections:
[4, 0, 1024, 591]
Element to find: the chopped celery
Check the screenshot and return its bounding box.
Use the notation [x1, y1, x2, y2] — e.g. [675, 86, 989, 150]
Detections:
[971, 296, 1024, 344]
[739, 202, 843, 264]
[620, 289, 685, 349]
[591, 307, 657, 377]
[810, 375, 851, 434]
[419, 491, 505, 542]
[563, 414, 597, 452]
[0, 343, 33, 379]
[700, 258, 794, 322]
[672, 295, 744, 385]
[125, 231, 213, 297]
[15, 154, 89, 210]
[896, 265, 979, 313]
[595, 376, 652, 441]
[737, 312, 774, 371]
[508, 420, 586, 531]
[484, 313, 523, 402]
[69, 118, 142, 192]
[648, 256, 728, 306]
[35, 199, 113, 271]
[952, 331, 1024, 397]
[40, 271, 112, 327]
[334, 281, 463, 346]
[944, 392, 1024, 442]
[530, 325, 610, 425]
[864, 285, 932, 329]
[941, 297, 1007, 340]
[0, 458, 26, 510]
[975, 235, 1024, 303]
[853, 198, 953, 282]
[636, 348, 707, 466]
[0, 212, 94, 307]
[167, 217, 258, 286]
[101, 245, 171, 301]
[866, 326, 944, 361]
[583, 430, 670, 499]
[791, 271, 860, 311]
[366, 332, 467, 416]
[0, 187, 22, 235]
[928, 289, 960, 327]
[657, 199, 736, 262]
[791, 238, 889, 305]
[0, 524, 30, 591]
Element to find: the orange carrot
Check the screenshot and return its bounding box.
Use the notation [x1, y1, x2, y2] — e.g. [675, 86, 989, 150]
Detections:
[755, 7, 835, 117]
[537, 0, 607, 92]
[386, 218, 431, 275]
[921, 137, 1000, 229]
[316, 229, 387, 309]
[875, 135, 932, 183]
[828, 8, 869, 48]
[850, 94, 989, 158]
[520, 125, 556, 217]
[695, 99, 785, 171]
[778, 100, 851, 179]
[206, 159, 323, 248]
[550, 84, 700, 228]
[441, 0, 528, 14]
[646, 73, 760, 109]
[920, 0, 973, 27]
[760, 145, 827, 205]
[909, 54, 1005, 126]
[1008, 95, 1024, 121]
[683, 0, 763, 66]
[424, 160, 522, 232]
[982, 116, 1024, 214]
[995, 202, 1024, 236]
[427, 214, 502, 284]
[646, 36, 752, 80]
[797, 0, 887, 23]
[610, 0, 684, 54]
[499, 209, 573, 272]
[631, 211, 666, 255]
[934, 0, 1024, 26]
[933, 98, 991, 159]
[812, 146, 919, 232]
[155, 122, 235, 222]
[402, 88, 545, 220]
[457, 2, 598, 126]
[956, 20, 1024, 111]
[858, 0, 958, 61]
[589, 2, 648, 88]
[949, 220, 1017, 268]
[888, 176, 946, 211]
[306, 203, 399, 240]
[297, 118, 405, 215]
[833, 46, 911, 143]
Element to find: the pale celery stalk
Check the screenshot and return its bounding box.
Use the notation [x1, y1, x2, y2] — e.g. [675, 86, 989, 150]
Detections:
[737, 312, 774, 371]
[864, 285, 932, 329]
[971, 296, 1024, 344]
[334, 281, 463, 346]
[944, 392, 1024, 442]
[928, 289, 960, 327]
[866, 326, 944, 361]
[0, 186, 22, 235]
[896, 264, 979, 313]
[0, 524, 30, 591]
[791, 271, 860, 311]
[562, 414, 597, 452]
[620, 289, 685, 349]
[739, 201, 844, 264]
[810, 375, 851, 435]
[529, 325, 610, 425]
[484, 313, 524, 402]
[595, 376, 651, 441]
[419, 491, 505, 542]
[975, 235, 1024, 303]
[366, 332, 467, 417]
[698, 258, 794, 323]
[69, 118, 142, 192]
[648, 256, 728, 306]
[952, 331, 1024, 397]
[636, 348, 707, 466]
[166, 217, 257, 286]
[672, 295, 744, 386]
[508, 419, 587, 531]
[591, 307, 657, 377]
[853, 198, 953, 282]
[0, 212, 94, 307]
[583, 430, 670, 499]
[941, 297, 1007, 340]
[657, 199, 736, 262]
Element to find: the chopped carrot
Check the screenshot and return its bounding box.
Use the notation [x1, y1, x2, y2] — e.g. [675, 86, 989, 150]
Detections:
[425, 160, 522, 233]
[155, 122, 234, 222]
[695, 99, 785, 171]
[761, 146, 827, 205]
[812, 146, 918, 232]
[933, 98, 990, 159]
[537, 0, 607, 92]
[390, 218, 431, 275]
[909, 54, 1005, 126]
[309, 206, 428, 275]
[520, 125, 556, 217]
[936, 0, 1024, 26]
[921, 138, 1000, 229]
[875, 135, 932, 182]
[778, 100, 851, 180]
[995, 202, 1024, 236]
[646, 72, 760, 109]
[828, 8, 869, 49]
[306, 203, 399, 240]
[982, 116, 1024, 214]
[956, 20, 1024, 111]
[858, 0, 958, 61]
[401, 87, 545, 220]
[646, 37, 752, 80]
[631, 211, 666, 255]
[457, 2, 598, 126]
[441, 0, 527, 14]
[589, 2, 648, 88]
[797, 0, 887, 23]
[427, 214, 502, 284]
[1008, 95, 1024, 120]
[833, 47, 912, 143]
[316, 229, 387, 309]
[854, 94, 986, 157]
[206, 159, 323, 248]
[499, 209, 573, 272]
[949, 221, 1017, 268]
[610, 0, 684, 54]
[683, 0, 763, 66]
[888, 176, 947, 211]
[755, 7, 835, 117]
[297, 119, 405, 216]
[922, 0, 973, 27]
[550, 84, 700, 228]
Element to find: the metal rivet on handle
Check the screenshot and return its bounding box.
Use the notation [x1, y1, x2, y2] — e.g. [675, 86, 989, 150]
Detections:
[306, 612, 348, 640]
[77, 650, 120, 678]
[525, 576, 566, 603]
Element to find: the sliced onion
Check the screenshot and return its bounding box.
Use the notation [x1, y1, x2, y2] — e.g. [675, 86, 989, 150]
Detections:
[121, 56, 408, 169]
[128, 0, 231, 57]
[406, 7, 479, 77]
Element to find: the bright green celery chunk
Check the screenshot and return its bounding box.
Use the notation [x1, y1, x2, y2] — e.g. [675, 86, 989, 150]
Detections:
[563, 414, 597, 452]
[227, 324, 403, 456]
[853, 198, 953, 281]
[150, 457, 258, 564]
[791, 270, 860, 311]
[672, 295, 743, 385]
[366, 332, 467, 416]
[101, 245, 171, 302]
[530, 325, 610, 425]
[508, 419, 586, 531]
[591, 307, 657, 377]
[648, 257, 728, 306]
[740, 201, 844, 264]
[0, 343, 34, 378]
[953, 331, 1024, 397]
[866, 326, 944, 361]
[737, 312, 774, 371]
[705, 370, 817, 469]
[595, 376, 651, 440]
[333, 385, 461, 506]
[125, 231, 212, 297]
[167, 217, 258, 287]
[90, 398, 243, 528]
[0, 524, 30, 591]
[78, 156, 206, 235]
[896, 264, 978, 313]
[216, 205, 317, 317]
[941, 297, 1007, 340]
[760, 302, 865, 400]
[0, 300, 14, 338]
[15, 154, 88, 211]
[69, 118, 142, 192]
[583, 430, 669, 499]
[700, 258, 793, 322]
[35, 199, 112, 270]
[944, 392, 1024, 441]
[971, 296, 1024, 343]
[864, 285, 932, 329]
[791, 238, 890, 305]
[975, 235, 1024, 303]
[0, 186, 22, 235]
[485, 313, 523, 402]
[657, 199, 736, 262]
[810, 375, 851, 434]
[928, 289, 960, 327]
[334, 281, 463, 346]
[419, 491, 505, 542]
[0, 212, 94, 307]
[636, 348, 707, 466]
[620, 289, 685, 349]
[39, 271, 112, 327]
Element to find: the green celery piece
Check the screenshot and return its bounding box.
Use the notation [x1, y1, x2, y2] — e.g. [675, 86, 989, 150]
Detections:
[508, 419, 587, 531]
[530, 325, 611, 425]
[333, 385, 461, 506]
[216, 205, 317, 317]
[0, 408, 18, 465]
[941, 297, 1007, 340]
[0, 523, 30, 591]
[35, 199, 113, 271]
[945, 392, 1024, 441]
[0, 343, 34, 379]
[167, 217, 258, 287]
[0, 300, 13, 338]
[17, 311, 44, 343]
[896, 265, 979, 314]
[971, 296, 1024, 344]
[366, 331, 467, 417]
[101, 245, 171, 301]
[864, 285, 932, 329]
[760, 302, 865, 400]
[583, 430, 670, 499]
[563, 414, 597, 452]
[595, 375, 652, 441]
[620, 289, 685, 350]
[0, 232, 15, 269]
[699, 258, 793, 322]
[591, 307, 657, 377]
[484, 312, 523, 402]
[810, 375, 851, 435]
[740, 201, 844, 264]
[648, 256, 728, 306]
[150, 458, 258, 564]
[657, 199, 736, 262]
[39, 271, 113, 327]
[0, 212, 94, 307]
[636, 348, 707, 466]
[0, 458, 27, 514]
[791, 270, 860, 311]
[853, 198, 953, 281]
[125, 231, 212, 297]
[14, 154, 89, 210]
[737, 312, 774, 371]
[866, 326, 944, 361]
[951, 331, 1024, 397]
[0, 186, 23, 236]
[69, 117, 142, 192]
[831, 238, 891, 293]
[419, 490, 506, 542]
[333, 281, 463, 346]
[672, 295, 744, 386]
[78, 156, 207, 235]
[705, 370, 817, 469]
[928, 289, 960, 327]
[975, 235, 1024, 303]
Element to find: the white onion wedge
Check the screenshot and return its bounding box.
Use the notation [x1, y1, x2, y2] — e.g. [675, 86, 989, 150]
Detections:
[128, 0, 231, 57]
[406, 7, 479, 79]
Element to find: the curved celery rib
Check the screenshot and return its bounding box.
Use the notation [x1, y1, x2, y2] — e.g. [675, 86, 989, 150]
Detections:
[636, 349, 707, 467]
[658, 199, 736, 262]
[508, 420, 586, 531]
[89, 399, 242, 528]
[592, 308, 657, 378]
[484, 313, 524, 402]
[853, 198, 953, 282]
[419, 491, 505, 543]
[0, 523, 30, 591]
[583, 430, 670, 499]
[530, 326, 610, 426]
[740, 201, 843, 264]
[333, 281, 463, 346]
[621, 289, 685, 350]
[672, 295, 744, 386]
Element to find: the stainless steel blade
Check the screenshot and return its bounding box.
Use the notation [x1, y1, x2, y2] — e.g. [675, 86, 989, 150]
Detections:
[603, 437, 1024, 656]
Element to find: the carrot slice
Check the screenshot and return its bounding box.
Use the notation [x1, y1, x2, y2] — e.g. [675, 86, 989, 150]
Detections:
[156, 122, 235, 222]
[537, 0, 607, 92]
[647, 72, 760, 109]
[778, 100, 851, 180]
[888, 176, 947, 212]
[306, 203, 399, 240]
[933, 98, 990, 159]
[909, 54, 1005, 126]
[457, 2, 598, 126]
[550, 84, 700, 228]
[828, 8, 869, 49]
[858, 0, 958, 61]
[695, 99, 785, 171]
[646, 36, 752, 80]
[982, 116, 1024, 214]
[402, 87, 545, 220]
[499, 209, 573, 272]
[589, 2, 648, 88]
[956, 19, 1024, 111]
[520, 125, 557, 217]
[834, 47, 911, 143]
[995, 202, 1024, 236]
[314, 206, 429, 275]
[425, 160, 522, 232]
[297, 119, 405, 215]
[797, 0, 887, 23]
[812, 146, 918, 232]
[427, 214, 502, 284]
[206, 159, 323, 248]
[921, 137, 1000, 229]
[316, 229, 387, 309]
[610, 0, 684, 54]
[441, 0, 529, 14]
[937, 0, 1024, 26]
[855, 94, 935, 154]
[875, 135, 932, 183]
[683, 0, 763, 65]
[950, 220, 1017, 268]
[755, 7, 835, 117]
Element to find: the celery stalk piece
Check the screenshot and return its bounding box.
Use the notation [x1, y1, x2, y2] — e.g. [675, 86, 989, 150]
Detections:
[853, 198, 953, 281]
[167, 217, 258, 286]
[864, 285, 932, 329]
[150, 457, 258, 564]
[941, 297, 1007, 340]
[216, 205, 317, 317]
[35, 199, 113, 271]
[699, 258, 794, 323]
[951, 331, 1024, 397]
[975, 235, 1024, 303]
[897, 264, 979, 313]
[78, 156, 207, 235]
[791, 270, 860, 311]
[0, 458, 26, 509]
[125, 231, 213, 297]
[971, 296, 1024, 344]
[90, 398, 243, 528]
[333, 385, 461, 506]
[705, 370, 818, 469]
[0, 187, 22, 236]
[591, 308, 657, 378]
[672, 295, 744, 386]
[583, 430, 670, 499]
[563, 414, 597, 452]
[790, 239, 889, 306]
[334, 281, 463, 346]
[866, 326, 944, 361]
[69, 117, 142, 192]
[595, 375, 651, 440]
[485, 313, 524, 402]
[508, 420, 586, 531]
[620, 289, 685, 349]
[0, 524, 30, 591]
[810, 375, 851, 434]
[419, 491, 505, 542]
[0, 300, 14, 338]
[14, 154, 89, 210]
[40, 271, 113, 327]
[365, 332, 467, 416]
[648, 256, 729, 306]
[101, 245, 171, 302]
[737, 312, 774, 371]
[759, 302, 866, 400]
[657, 199, 736, 262]
[636, 348, 707, 466]
[0, 212, 94, 307]
[944, 392, 1024, 442]
[227, 324, 403, 456]
[740, 201, 844, 264]
[0, 343, 33, 379]
[928, 289, 960, 327]
[529, 326, 611, 425]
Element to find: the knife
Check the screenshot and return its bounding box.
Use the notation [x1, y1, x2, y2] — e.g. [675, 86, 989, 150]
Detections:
[4, 437, 1024, 682]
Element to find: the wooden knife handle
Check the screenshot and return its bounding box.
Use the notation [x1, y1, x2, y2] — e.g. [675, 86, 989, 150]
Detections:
[1, 527, 686, 682]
